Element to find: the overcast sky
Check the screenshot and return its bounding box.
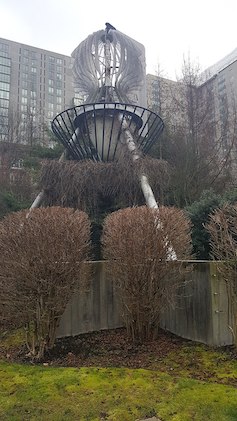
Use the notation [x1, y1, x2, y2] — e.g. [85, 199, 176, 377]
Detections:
[1, 0, 237, 80]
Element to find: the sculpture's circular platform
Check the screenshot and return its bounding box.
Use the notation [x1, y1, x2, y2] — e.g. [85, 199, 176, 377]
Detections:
[52, 102, 164, 162]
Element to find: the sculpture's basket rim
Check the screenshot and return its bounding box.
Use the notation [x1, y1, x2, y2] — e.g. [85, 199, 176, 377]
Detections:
[51, 102, 164, 162]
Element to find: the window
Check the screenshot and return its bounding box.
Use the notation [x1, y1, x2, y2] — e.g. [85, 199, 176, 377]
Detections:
[0, 107, 8, 116]
[31, 99, 36, 107]
[0, 82, 10, 91]
[30, 91, 36, 98]
[0, 43, 9, 53]
[0, 115, 8, 125]
[22, 64, 28, 73]
[48, 71, 54, 80]
[29, 106, 36, 114]
[49, 56, 55, 63]
[48, 103, 54, 110]
[0, 51, 9, 58]
[31, 67, 37, 73]
[47, 110, 54, 118]
[49, 63, 55, 72]
[56, 97, 61, 104]
[31, 73, 37, 81]
[0, 65, 11, 74]
[48, 79, 54, 86]
[56, 65, 62, 73]
[21, 97, 27, 104]
[22, 72, 28, 80]
[0, 73, 10, 83]
[48, 94, 54, 103]
[30, 81, 37, 90]
[48, 87, 54, 94]
[0, 57, 11, 66]
[31, 51, 37, 60]
[56, 89, 62, 96]
[22, 88, 28, 97]
[56, 73, 62, 81]
[23, 56, 29, 64]
[0, 98, 9, 107]
[56, 105, 61, 112]
[0, 91, 9, 99]
[56, 58, 62, 65]
[23, 49, 29, 57]
[21, 80, 28, 89]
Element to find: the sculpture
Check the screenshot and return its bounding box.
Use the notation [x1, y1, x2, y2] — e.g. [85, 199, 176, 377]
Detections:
[31, 24, 174, 257]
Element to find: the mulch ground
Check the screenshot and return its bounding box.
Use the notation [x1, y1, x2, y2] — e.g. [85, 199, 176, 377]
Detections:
[1, 327, 236, 371]
[44, 328, 186, 368]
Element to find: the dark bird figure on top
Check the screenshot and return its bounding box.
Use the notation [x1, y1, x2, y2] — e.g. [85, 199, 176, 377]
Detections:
[105, 22, 116, 33]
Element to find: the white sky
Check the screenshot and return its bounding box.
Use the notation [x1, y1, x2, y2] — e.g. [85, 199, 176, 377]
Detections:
[1, 0, 237, 80]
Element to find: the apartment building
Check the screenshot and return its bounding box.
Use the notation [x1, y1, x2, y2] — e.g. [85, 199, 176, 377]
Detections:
[0, 37, 74, 145]
[147, 49, 237, 167]
[146, 73, 188, 133]
[202, 49, 237, 153]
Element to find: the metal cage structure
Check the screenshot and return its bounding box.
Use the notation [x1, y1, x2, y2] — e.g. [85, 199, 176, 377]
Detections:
[51, 102, 164, 162]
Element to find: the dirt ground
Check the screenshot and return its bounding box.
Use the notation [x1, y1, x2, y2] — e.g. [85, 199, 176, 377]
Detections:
[1, 327, 236, 375]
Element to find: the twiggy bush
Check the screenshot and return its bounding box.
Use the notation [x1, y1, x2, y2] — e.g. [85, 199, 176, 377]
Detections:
[207, 205, 237, 346]
[40, 157, 170, 215]
[0, 207, 91, 360]
[102, 206, 192, 341]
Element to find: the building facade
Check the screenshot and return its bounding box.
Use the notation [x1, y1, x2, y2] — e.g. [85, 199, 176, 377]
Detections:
[146, 50, 237, 169]
[202, 50, 237, 159]
[0, 38, 74, 145]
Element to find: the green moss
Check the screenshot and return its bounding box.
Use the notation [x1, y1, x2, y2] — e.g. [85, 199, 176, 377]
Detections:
[158, 343, 237, 385]
[0, 329, 25, 350]
[0, 362, 237, 420]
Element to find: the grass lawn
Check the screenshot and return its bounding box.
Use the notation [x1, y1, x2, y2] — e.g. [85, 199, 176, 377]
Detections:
[0, 330, 237, 420]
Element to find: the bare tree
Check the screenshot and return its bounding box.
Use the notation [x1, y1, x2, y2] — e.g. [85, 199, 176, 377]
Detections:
[102, 206, 192, 341]
[207, 205, 237, 347]
[0, 207, 91, 360]
[150, 56, 237, 206]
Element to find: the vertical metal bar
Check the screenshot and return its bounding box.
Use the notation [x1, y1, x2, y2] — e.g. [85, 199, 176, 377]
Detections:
[140, 115, 163, 151]
[83, 105, 100, 161]
[144, 121, 164, 154]
[107, 103, 117, 161]
[76, 106, 94, 160]
[93, 104, 99, 159]
[136, 111, 153, 148]
[66, 110, 86, 159]
[101, 103, 106, 161]
[54, 116, 76, 159]
[112, 104, 127, 160]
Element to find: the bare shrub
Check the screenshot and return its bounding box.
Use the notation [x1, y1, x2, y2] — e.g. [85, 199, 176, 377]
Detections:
[39, 156, 170, 215]
[0, 207, 91, 359]
[102, 206, 192, 341]
[207, 205, 237, 346]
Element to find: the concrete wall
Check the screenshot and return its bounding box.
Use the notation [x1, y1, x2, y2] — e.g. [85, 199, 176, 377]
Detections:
[160, 261, 233, 346]
[57, 261, 234, 346]
[56, 261, 123, 338]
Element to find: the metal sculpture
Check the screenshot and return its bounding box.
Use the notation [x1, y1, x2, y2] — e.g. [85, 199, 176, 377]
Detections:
[31, 24, 174, 251]
[48, 25, 166, 210]
[71, 26, 146, 104]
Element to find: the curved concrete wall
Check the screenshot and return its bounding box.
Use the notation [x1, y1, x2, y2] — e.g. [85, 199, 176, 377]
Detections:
[57, 261, 234, 346]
